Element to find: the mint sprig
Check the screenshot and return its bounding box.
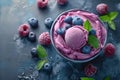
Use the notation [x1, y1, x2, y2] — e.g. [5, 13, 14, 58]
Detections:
[88, 35, 99, 48]
[37, 45, 47, 59]
[80, 77, 95, 80]
[36, 59, 47, 70]
[84, 20, 99, 48]
[104, 76, 110, 80]
[100, 11, 118, 30]
[108, 12, 118, 20]
[84, 20, 92, 32]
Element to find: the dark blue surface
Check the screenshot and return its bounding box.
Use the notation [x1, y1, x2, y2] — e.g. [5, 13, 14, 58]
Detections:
[0, 0, 120, 80]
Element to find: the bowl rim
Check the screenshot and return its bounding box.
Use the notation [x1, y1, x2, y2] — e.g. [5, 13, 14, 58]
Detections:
[50, 9, 107, 63]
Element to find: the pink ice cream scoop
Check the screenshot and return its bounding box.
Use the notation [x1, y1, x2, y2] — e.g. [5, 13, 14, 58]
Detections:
[65, 26, 88, 50]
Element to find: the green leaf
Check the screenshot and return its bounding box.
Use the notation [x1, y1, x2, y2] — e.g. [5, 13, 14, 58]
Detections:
[108, 12, 118, 20]
[80, 77, 95, 80]
[88, 35, 99, 48]
[108, 21, 116, 30]
[104, 76, 110, 80]
[99, 15, 110, 22]
[84, 20, 92, 32]
[37, 45, 47, 59]
[36, 59, 47, 70]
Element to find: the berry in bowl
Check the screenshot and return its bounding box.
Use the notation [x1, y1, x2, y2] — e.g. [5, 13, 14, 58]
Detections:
[50, 9, 107, 63]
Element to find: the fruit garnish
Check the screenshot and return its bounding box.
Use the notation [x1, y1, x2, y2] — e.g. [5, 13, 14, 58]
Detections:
[72, 17, 83, 25]
[104, 43, 115, 57]
[28, 32, 36, 42]
[84, 64, 97, 77]
[43, 62, 52, 72]
[96, 3, 108, 15]
[28, 17, 38, 29]
[31, 47, 38, 58]
[38, 32, 51, 45]
[37, 45, 47, 59]
[89, 29, 96, 35]
[37, 0, 48, 8]
[56, 28, 66, 35]
[81, 45, 91, 54]
[100, 11, 118, 30]
[64, 16, 73, 24]
[18, 24, 30, 37]
[44, 17, 53, 28]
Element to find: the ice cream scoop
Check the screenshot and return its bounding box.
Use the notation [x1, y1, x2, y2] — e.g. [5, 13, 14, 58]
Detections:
[65, 26, 88, 50]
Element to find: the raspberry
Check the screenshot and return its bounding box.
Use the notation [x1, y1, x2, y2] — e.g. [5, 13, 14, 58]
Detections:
[38, 32, 51, 45]
[96, 3, 108, 15]
[104, 43, 115, 56]
[84, 64, 97, 76]
[18, 24, 30, 37]
[37, 0, 48, 8]
[57, 0, 68, 5]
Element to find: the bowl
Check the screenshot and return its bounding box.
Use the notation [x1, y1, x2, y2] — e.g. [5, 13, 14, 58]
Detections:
[50, 9, 107, 63]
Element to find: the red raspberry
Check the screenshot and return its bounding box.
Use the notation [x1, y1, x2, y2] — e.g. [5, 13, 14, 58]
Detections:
[84, 64, 97, 77]
[57, 0, 68, 5]
[37, 0, 48, 8]
[96, 3, 108, 15]
[18, 24, 30, 37]
[104, 43, 115, 56]
[38, 32, 51, 45]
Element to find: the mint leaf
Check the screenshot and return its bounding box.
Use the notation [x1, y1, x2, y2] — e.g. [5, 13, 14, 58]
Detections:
[84, 20, 92, 32]
[36, 59, 47, 70]
[80, 77, 95, 80]
[108, 12, 118, 20]
[88, 35, 99, 48]
[37, 45, 47, 59]
[108, 21, 116, 30]
[104, 76, 110, 80]
[99, 15, 110, 22]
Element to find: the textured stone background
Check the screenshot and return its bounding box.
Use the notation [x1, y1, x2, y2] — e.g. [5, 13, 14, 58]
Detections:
[0, 0, 120, 80]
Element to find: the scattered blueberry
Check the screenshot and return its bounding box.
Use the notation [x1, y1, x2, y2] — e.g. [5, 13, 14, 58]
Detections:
[64, 16, 73, 24]
[43, 62, 52, 72]
[44, 18, 53, 28]
[56, 28, 66, 35]
[89, 29, 96, 35]
[81, 45, 91, 54]
[65, 24, 71, 29]
[31, 48, 38, 58]
[28, 18, 38, 29]
[72, 17, 83, 25]
[28, 32, 36, 42]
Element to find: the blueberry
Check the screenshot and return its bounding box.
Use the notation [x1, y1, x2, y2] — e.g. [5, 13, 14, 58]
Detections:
[28, 32, 36, 42]
[44, 18, 53, 28]
[28, 18, 38, 29]
[89, 29, 96, 35]
[72, 17, 83, 25]
[65, 24, 71, 29]
[64, 16, 73, 24]
[31, 48, 38, 58]
[56, 28, 66, 35]
[43, 62, 52, 72]
[81, 45, 91, 54]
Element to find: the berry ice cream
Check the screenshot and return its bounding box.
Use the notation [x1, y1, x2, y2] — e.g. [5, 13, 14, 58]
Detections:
[51, 10, 107, 61]
[65, 26, 88, 50]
